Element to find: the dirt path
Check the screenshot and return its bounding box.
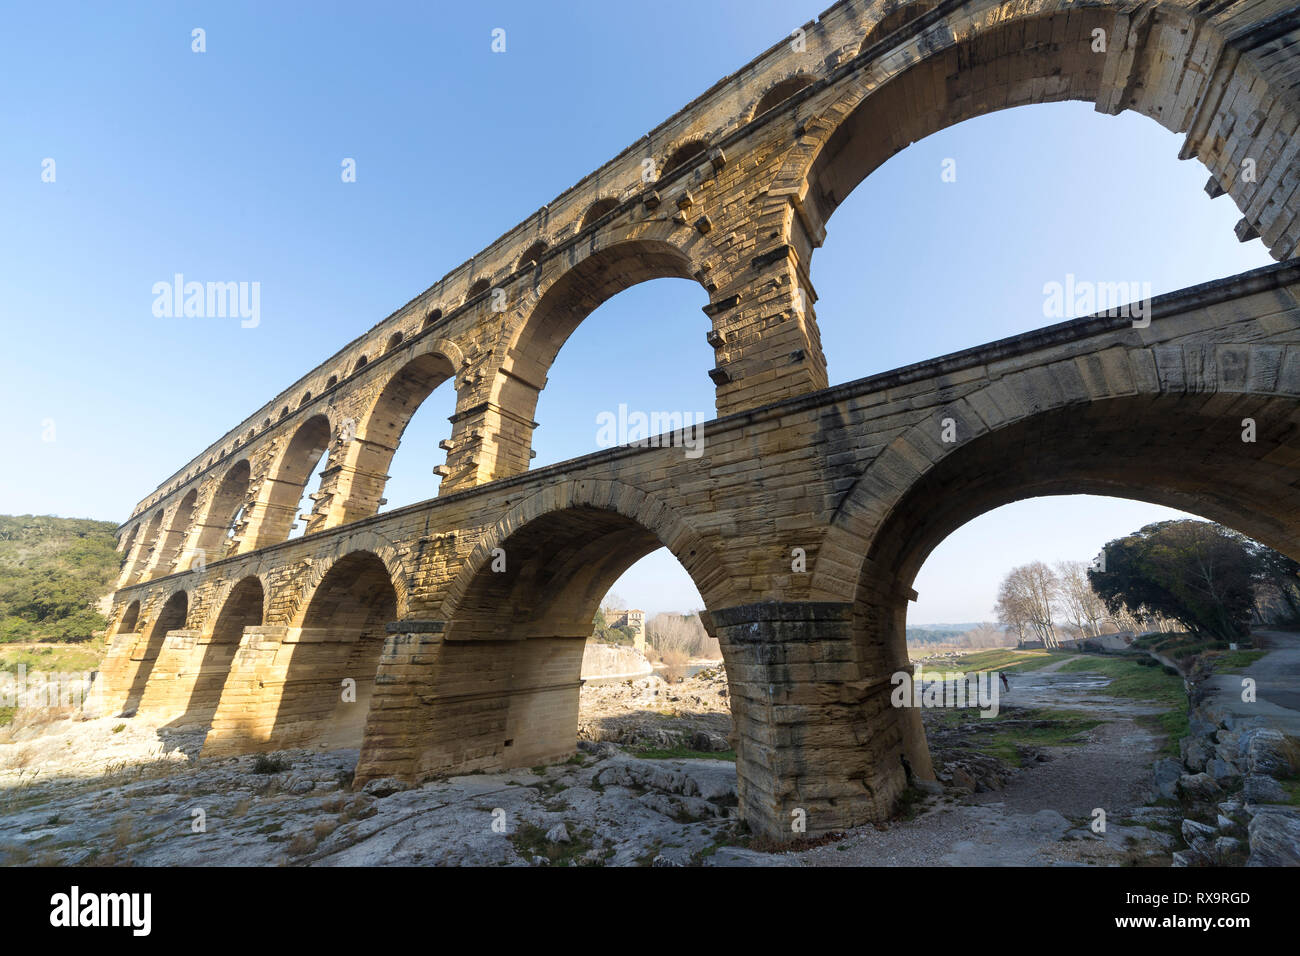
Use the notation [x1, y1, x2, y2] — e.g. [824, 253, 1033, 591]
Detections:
[715, 661, 1178, 867]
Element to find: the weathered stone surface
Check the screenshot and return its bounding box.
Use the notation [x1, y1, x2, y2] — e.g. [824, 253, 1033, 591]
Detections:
[1243, 774, 1289, 805]
[362, 777, 411, 799]
[1245, 729, 1296, 778]
[1247, 809, 1300, 866]
[1153, 758, 1183, 799]
[1182, 819, 1217, 844]
[1178, 772, 1222, 805]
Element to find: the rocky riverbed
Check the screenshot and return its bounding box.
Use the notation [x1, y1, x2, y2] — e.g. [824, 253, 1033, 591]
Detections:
[0, 659, 1290, 866]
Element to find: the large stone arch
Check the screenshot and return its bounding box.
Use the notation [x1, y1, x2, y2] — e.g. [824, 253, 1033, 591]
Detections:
[195, 572, 269, 635]
[190, 459, 252, 566]
[243, 413, 333, 549]
[112, 599, 141, 636]
[776, 1, 1300, 261]
[150, 489, 198, 576]
[355, 478, 733, 785]
[319, 339, 464, 527]
[114, 524, 141, 588]
[122, 509, 165, 586]
[202, 549, 403, 758]
[282, 532, 411, 628]
[136, 575, 267, 729]
[442, 479, 736, 621]
[787, 342, 1300, 837]
[121, 588, 189, 715]
[267, 550, 399, 753]
[814, 340, 1300, 600]
[457, 231, 713, 489]
[751, 1, 1300, 404]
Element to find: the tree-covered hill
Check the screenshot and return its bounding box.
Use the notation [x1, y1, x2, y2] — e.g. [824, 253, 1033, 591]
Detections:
[0, 515, 120, 643]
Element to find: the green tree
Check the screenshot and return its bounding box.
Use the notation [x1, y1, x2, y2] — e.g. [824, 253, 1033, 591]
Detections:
[0, 515, 120, 643]
[1089, 520, 1259, 642]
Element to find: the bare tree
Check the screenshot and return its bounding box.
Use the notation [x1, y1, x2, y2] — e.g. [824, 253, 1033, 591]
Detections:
[958, 622, 1011, 649]
[996, 563, 1059, 647]
[646, 612, 717, 681]
[601, 591, 628, 616]
[995, 578, 1033, 646]
[1055, 560, 1107, 638]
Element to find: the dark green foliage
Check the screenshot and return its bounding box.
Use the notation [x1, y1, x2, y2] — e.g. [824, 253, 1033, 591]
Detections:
[590, 610, 636, 646]
[0, 515, 121, 643]
[1089, 520, 1263, 643]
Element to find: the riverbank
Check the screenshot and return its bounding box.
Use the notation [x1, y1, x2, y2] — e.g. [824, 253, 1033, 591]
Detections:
[2, 651, 1293, 866]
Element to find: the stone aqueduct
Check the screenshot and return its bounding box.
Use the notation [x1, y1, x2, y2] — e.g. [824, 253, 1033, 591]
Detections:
[102, 0, 1300, 839]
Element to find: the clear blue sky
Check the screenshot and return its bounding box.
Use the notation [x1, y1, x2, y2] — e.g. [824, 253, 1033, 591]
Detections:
[0, 2, 1273, 623]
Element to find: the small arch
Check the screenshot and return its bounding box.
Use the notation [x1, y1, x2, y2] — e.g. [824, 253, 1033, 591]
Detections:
[299, 392, 312, 408]
[327, 375, 339, 388]
[579, 197, 619, 231]
[126, 509, 166, 584]
[261, 418, 270, 429]
[386, 331, 404, 352]
[488, 237, 702, 459]
[752, 75, 816, 120]
[516, 240, 548, 272]
[467, 278, 491, 299]
[156, 489, 199, 573]
[124, 590, 189, 715]
[661, 140, 709, 179]
[193, 459, 251, 562]
[248, 414, 331, 548]
[353, 356, 368, 373]
[114, 600, 141, 634]
[119, 524, 139, 560]
[422, 308, 443, 330]
[279, 407, 290, 420]
[860, 1, 935, 52]
[341, 350, 458, 520]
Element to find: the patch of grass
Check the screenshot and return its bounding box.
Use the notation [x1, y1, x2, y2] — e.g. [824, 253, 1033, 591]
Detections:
[635, 745, 736, 761]
[970, 708, 1104, 767]
[508, 822, 594, 866]
[1210, 650, 1267, 672]
[252, 754, 288, 774]
[0, 706, 13, 728]
[111, 723, 125, 734]
[285, 832, 316, 857]
[939, 649, 1067, 673]
[0, 644, 104, 675]
[1058, 656, 1184, 704]
[1058, 655, 1189, 753]
[1137, 711, 1191, 755]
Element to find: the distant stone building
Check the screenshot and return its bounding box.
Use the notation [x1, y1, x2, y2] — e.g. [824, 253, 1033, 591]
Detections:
[604, 609, 645, 652]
